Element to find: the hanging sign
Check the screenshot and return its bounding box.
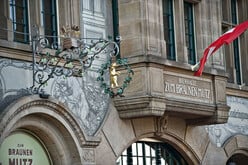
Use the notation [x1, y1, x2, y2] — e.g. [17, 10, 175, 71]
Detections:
[0, 132, 51, 165]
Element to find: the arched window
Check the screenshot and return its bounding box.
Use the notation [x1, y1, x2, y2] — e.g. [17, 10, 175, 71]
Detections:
[116, 139, 188, 165]
[226, 153, 248, 165]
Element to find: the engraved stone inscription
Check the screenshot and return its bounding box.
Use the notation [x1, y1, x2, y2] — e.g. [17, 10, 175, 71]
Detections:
[164, 72, 213, 103]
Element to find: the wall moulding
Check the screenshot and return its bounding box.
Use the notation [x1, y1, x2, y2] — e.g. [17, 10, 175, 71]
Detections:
[114, 65, 230, 126]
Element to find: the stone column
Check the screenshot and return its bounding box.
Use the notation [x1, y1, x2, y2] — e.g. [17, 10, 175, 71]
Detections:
[119, 0, 165, 57]
[173, 0, 187, 63]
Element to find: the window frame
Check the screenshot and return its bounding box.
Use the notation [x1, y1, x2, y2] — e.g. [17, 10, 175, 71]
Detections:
[184, 1, 196, 65]
[116, 141, 188, 165]
[231, 0, 242, 85]
[162, 0, 176, 61]
[41, 0, 58, 44]
[9, 0, 30, 44]
[112, 0, 120, 58]
[222, 0, 242, 85]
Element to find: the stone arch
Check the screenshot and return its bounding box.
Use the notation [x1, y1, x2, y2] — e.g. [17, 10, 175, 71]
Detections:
[115, 132, 200, 165]
[158, 133, 200, 165]
[0, 95, 95, 165]
[223, 134, 248, 165]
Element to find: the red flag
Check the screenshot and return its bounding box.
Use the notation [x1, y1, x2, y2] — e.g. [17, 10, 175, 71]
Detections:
[194, 20, 248, 76]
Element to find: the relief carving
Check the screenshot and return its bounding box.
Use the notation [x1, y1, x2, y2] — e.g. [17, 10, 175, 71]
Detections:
[82, 149, 95, 163]
[155, 115, 168, 136]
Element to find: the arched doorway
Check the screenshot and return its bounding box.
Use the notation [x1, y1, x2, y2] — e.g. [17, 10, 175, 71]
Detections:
[223, 134, 248, 165]
[116, 138, 188, 165]
[0, 95, 90, 165]
[226, 153, 248, 165]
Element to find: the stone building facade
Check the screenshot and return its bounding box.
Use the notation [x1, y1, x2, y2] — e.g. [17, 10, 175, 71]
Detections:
[0, 0, 248, 165]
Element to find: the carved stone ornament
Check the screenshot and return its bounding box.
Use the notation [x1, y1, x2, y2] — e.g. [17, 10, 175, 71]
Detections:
[82, 148, 95, 163]
[155, 115, 168, 136]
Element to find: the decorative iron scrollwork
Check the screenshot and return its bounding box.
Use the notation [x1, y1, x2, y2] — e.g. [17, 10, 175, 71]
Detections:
[30, 25, 133, 97]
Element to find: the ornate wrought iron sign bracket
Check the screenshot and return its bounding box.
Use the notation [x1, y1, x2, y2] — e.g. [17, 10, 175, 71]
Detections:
[30, 25, 133, 97]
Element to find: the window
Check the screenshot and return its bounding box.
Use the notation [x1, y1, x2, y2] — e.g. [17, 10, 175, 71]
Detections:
[116, 141, 188, 165]
[222, 0, 242, 85]
[184, 2, 196, 65]
[231, 0, 241, 85]
[162, 0, 176, 60]
[6, 0, 58, 45]
[9, 0, 29, 43]
[41, 0, 57, 44]
[112, 0, 120, 58]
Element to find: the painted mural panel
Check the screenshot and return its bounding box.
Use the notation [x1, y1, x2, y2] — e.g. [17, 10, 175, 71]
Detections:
[207, 96, 248, 147]
[0, 58, 109, 136]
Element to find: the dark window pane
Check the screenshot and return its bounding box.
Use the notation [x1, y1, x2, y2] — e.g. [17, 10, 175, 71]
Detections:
[222, 0, 241, 85]
[222, 1, 229, 22]
[117, 141, 188, 165]
[162, 0, 176, 60]
[233, 39, 241, 84]
[184, 2, 196, 65]
[10, 0, 29, 43]
[231, 0, 237, 24]
[42, 0, 57, 44]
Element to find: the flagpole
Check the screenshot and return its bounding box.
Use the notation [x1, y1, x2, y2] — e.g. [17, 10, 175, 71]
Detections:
[191, 62, 200, 71]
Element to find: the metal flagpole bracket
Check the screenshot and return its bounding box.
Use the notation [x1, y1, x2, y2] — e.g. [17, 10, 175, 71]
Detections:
[30, 25, 133, 98]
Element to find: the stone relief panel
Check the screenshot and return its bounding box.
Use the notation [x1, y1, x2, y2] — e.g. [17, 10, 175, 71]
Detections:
[0, 58, 110, 136]
[206, 96, 248, 147]
[82, 148, 95, 164]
